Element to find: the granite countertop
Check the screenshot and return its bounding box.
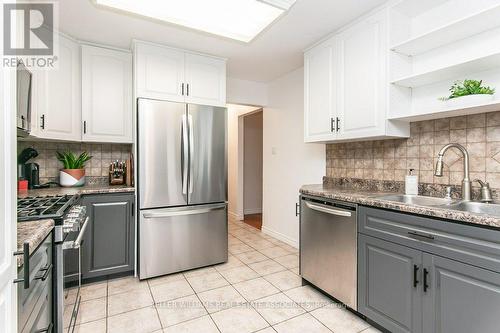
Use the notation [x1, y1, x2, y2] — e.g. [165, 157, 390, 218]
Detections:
[18, 184, 135, 198]
[17, 219, 54, 268]
[300, 184, 500, 229]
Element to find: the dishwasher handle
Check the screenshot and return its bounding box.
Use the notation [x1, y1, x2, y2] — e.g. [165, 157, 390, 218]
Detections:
[305, 201, 352, 217]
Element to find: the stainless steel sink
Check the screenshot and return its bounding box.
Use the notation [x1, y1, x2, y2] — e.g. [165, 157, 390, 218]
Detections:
[444, 201, 500, 216]
[375, 194, 456, 206]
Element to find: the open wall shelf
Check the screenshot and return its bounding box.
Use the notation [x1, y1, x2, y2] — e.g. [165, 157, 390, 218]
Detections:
[391, 52, 500, 88]
[388, 99, 500, 122]
[391, 4, 500, 56]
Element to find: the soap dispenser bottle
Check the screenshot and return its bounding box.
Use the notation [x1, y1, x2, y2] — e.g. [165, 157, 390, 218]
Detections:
[405, 169, 418, 195]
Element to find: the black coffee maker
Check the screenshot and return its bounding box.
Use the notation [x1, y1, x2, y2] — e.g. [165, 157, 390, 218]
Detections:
[18, 148, 50, 189]
[24, 162, 41, 189]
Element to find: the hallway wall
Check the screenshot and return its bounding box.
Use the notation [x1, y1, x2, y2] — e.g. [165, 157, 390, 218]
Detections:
[243, 111, 263, 214]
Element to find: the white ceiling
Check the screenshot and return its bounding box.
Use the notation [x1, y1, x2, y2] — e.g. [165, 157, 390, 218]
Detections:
[57, 0, 387, 82]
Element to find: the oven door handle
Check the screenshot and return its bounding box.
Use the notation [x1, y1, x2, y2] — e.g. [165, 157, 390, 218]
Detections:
[305, 201, 352, 217]
[73, 217, 89, 249]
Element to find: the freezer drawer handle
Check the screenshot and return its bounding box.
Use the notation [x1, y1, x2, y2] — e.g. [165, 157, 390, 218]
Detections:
[143, 206, 226, 218]
[305, 201, 352, 217]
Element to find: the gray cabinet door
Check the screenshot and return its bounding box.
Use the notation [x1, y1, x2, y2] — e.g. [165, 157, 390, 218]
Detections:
[358, 234, 422, 333]
[82, 193, 135, 279]
[423, 254, 500, 333]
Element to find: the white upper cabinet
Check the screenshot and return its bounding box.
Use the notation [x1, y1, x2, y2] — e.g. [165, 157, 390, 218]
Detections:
[185, 53, 226, 107]
[135, 43, 185, 103]
[134, 41, 227, 107]
[32, 34, 81, 141]
[304, 8, 409, 143]
[304, 39, 336, 142]
[81, 45, 133, 143]
[336, 10, 387, 140]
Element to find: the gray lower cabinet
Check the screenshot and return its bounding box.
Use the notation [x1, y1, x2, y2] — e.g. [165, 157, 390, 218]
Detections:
[18, 233, 53, 333]
[423, 254, 500, 333]
[358, 207, 500, 333]
[81, 193, 135, 279]
[358, 234, 422, 333]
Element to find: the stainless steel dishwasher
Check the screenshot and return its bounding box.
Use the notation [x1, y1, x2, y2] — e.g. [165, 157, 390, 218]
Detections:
[300, 195, 358, 310]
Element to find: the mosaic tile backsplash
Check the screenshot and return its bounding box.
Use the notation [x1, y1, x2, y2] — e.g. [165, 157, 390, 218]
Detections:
[18, 141, 133, 184]
[326, 111, 500, 191]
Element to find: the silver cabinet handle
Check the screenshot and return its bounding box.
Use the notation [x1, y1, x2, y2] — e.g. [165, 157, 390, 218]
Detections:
[181, 114, 188, 195]
[73, 217, 89, 249]
[143, 205, 226, 219]
[305, 201, 352, 217]
[188, 114, 194, 194]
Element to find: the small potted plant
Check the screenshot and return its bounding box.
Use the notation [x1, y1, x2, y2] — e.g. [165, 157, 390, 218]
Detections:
[440, 79, 495, 106]
[56, 151, 92, 187]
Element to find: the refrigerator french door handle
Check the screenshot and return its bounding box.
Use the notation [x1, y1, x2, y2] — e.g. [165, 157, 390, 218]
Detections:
[188, 114, 194, 194]
[181, 115, 189, 195]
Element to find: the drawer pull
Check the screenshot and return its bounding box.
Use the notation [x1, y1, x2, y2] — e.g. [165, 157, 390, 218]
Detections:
[423, 268, 430, 292]
[35, 322, 53, 333]
[13, 242, 30, 289]
[408, 231, 435, 241]
[413, 265, 419, 288]
[35, 264, 52, 282]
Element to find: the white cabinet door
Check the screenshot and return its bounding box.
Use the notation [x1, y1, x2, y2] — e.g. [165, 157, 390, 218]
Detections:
[336, 10, 387, 140]
[81, 45, 133, 143]
[0, 54, 17, 333]
[135, 43, 185, 103]
[34, 34, 81, 141]
[184, 53, 226, 107]
[304, 38, 336, 142]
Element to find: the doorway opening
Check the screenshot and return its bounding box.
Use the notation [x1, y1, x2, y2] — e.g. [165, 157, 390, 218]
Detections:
[227, 104, 263, 230]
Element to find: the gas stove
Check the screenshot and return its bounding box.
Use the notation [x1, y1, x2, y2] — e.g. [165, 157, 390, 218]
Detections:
[17, 193, 89, 332]
[17, 194, 87, 243]
[17, 194, 78, 221]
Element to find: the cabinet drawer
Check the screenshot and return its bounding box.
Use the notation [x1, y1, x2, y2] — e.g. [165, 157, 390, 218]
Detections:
[21, 281, 52, 333]
[18, 234, 53, 332]
[359, 206, 500, 273]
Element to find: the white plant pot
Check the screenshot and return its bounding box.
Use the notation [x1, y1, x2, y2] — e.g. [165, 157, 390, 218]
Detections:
[59, 169, 86, 187]
[445, 94, 494, 107]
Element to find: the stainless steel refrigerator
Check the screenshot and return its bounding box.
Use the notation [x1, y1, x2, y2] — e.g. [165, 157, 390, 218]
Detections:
[137, 98, 228, 279]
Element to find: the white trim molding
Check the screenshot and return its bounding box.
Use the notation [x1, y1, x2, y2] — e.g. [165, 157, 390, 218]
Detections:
[262, 226, 299, 249]
[228, 211, 244, 221]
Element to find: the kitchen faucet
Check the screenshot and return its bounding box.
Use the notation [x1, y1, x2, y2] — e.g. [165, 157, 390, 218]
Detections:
[434, 143, 471, 201]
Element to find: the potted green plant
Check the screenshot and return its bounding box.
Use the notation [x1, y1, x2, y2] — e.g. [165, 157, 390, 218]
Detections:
[56, 151, 92, 187]
[440, 79, 495, 105]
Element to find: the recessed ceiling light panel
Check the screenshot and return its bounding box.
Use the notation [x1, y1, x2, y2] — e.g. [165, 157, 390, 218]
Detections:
[93, 0, 296, 42]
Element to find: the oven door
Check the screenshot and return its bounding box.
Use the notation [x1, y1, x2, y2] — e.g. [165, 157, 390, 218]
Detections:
[61, 217, 89, 332]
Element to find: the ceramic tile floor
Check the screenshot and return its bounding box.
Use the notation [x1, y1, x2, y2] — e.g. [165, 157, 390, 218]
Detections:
[67, 217, 381, 333]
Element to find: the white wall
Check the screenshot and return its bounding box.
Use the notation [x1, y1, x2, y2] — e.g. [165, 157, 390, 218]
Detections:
[243, 111, 263, 215]
[262, 67, 326, 247]
[227, 78, 269, 107]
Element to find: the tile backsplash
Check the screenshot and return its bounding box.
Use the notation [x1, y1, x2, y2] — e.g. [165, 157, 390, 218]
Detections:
[18, 141, 132, 184]
[326, 111, 500, 190]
